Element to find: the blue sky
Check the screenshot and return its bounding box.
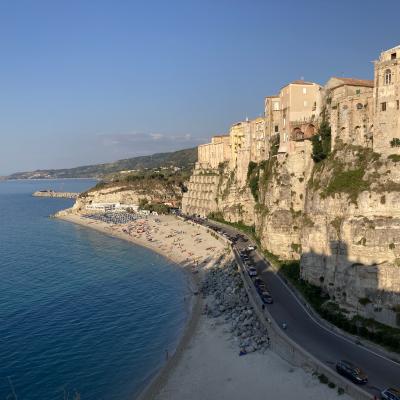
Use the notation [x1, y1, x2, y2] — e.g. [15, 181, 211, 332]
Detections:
[1, 0, 399, 174]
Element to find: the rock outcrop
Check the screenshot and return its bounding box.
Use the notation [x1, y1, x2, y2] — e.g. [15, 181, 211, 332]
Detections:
[301, 143, 400, 325]
[71, 179, 184, 213]
[183, 140, 400, 326]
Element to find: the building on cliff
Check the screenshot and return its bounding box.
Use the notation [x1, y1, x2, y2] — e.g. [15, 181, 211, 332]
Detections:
[277, 80, 322, 154]
[264, 95, 281, 155]
[373, 45, 400, 156]
[198, 135, 230, 169]
[325, 77, 374, 149]
[182, 44, 400, 327]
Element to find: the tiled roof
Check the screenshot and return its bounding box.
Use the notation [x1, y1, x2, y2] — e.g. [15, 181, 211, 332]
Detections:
[331, 77, 374, 88]
[290, 80, 315, 85]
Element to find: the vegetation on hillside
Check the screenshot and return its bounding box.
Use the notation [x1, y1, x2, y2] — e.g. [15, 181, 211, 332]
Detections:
[80, 167, 190, 201]
[246, 134, 279, 203]
[138, 198, 171, 214]
[311, 119, 331, 162]
[308, 141, 388, 203]
[7, 147, 197, 180]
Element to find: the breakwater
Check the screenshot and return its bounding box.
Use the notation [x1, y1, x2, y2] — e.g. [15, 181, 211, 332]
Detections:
[32, 190, 80, 199]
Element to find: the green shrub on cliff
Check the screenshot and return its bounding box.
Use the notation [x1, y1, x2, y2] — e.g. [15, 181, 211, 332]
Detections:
[312, 120, 331, 162]
[247, 161, 260, 202]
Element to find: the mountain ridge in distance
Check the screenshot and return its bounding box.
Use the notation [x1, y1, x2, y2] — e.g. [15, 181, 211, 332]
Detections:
[6, 147, 198, 180]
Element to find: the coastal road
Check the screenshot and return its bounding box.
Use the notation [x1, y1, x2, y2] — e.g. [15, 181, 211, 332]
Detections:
[192, 218, 400, 398]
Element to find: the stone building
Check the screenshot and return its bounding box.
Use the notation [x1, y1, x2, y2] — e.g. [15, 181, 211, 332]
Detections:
[277, 80, 322, 154]
[373, 45, 400, 155]
[325, 77, 374, 149]
[250, 117, 267, 163]
[198, 135, 230, 169]
[264, 95, 281, 155]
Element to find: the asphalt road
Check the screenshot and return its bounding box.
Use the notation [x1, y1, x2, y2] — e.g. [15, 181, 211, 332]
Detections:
[195, 218, 400, 398]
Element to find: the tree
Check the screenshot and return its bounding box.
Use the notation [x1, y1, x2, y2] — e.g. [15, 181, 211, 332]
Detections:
[312, 120, 331, 162]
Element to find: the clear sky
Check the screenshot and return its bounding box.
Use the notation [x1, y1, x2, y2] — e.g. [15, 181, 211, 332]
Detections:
[1, 0, 399, 175]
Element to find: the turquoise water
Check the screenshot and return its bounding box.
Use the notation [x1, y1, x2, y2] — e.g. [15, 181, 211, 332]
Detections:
[0, 180, 189, 399]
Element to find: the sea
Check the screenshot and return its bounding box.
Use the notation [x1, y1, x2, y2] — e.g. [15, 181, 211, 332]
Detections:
[0, 179, 190, 400]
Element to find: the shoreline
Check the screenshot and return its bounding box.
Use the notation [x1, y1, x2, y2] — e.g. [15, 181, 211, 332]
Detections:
[55, 211, 353, 400]
[56, 211, 226, 399]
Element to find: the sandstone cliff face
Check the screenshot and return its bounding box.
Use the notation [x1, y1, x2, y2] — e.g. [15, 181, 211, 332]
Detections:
[182, 162, 256, 226]
[72, 181, 183, 213]
[301, 144, 400, 324]
[182, 140, 400, 324]
[255, 141, 314, 260]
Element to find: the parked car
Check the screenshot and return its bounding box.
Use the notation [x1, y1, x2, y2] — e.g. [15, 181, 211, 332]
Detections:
[260, 291, 273, 304]
[335, 360, 368, 384]
[247, 245, 256, 251]
[247, 267, 257, 277]
[256, 283, 268, 294]
[381, 388, 400, 400]
[254, 277, 264, 286]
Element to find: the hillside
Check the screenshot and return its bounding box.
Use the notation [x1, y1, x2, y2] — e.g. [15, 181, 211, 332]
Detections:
[6, 147, 197, 179]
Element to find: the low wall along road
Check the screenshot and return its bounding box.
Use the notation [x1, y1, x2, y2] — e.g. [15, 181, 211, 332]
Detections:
[182, 216, 373, 400]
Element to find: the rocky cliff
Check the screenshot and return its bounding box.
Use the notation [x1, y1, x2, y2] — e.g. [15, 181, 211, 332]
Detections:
[182, 140, 400, 325]
[301, 143, 400, 325]
[68, 176, 185, 214]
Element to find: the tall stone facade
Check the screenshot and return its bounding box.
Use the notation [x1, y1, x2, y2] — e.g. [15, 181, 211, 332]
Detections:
[278, 80, 322, 154]
[373, 45, 400, 156]
[198, 135, 230, 169]
[325, 77, 374, 149]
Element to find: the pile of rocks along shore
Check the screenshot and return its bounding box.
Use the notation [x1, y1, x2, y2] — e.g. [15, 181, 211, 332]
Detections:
[201, 260, 270, 354]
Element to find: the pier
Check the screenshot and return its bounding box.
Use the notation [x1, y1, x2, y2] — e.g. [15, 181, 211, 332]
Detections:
[32, 190, 80, 199]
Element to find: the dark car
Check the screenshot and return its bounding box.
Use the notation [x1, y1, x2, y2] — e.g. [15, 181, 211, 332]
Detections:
[335, 360, 368, 384]
[260, 291, 273, 304]
[254, 277, 264, 286]
[247, 266, 257, 277]
[256, 283, 268, 294]
[381, 387, 400, 400]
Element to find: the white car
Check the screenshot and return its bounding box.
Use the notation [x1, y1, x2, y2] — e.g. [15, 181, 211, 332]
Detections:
[247, 267, 257, 277]
[247, 245, 256, 251]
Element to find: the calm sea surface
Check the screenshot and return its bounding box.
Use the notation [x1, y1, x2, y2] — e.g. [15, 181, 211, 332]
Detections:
[0, 180, 189, 400]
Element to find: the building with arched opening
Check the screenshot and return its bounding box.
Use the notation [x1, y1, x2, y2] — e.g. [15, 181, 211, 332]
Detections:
[373, 45, 400, 156]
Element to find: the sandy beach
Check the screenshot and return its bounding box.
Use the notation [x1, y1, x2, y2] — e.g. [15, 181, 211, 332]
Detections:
[58, 212, 351, 400]
[154, 313, 352, 400]
[58, 213, 227, 268]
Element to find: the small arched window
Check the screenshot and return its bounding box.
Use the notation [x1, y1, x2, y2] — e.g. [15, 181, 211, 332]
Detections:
[356, 103, 363, 110]
[385, 69, 392, 85]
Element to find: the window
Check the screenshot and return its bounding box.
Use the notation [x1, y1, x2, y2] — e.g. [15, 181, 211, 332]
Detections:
[303, 87, 307, 94]
[391, 52, 397, 60]
[356, 103, 363, 110]
[274, 125, 279, 133]
[356, 89, 360, 95]
[283, 118, 286, 127]
[397, 100, 399, 110]
[381, 102, 387, 112]
[385, 69, 392, 85]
